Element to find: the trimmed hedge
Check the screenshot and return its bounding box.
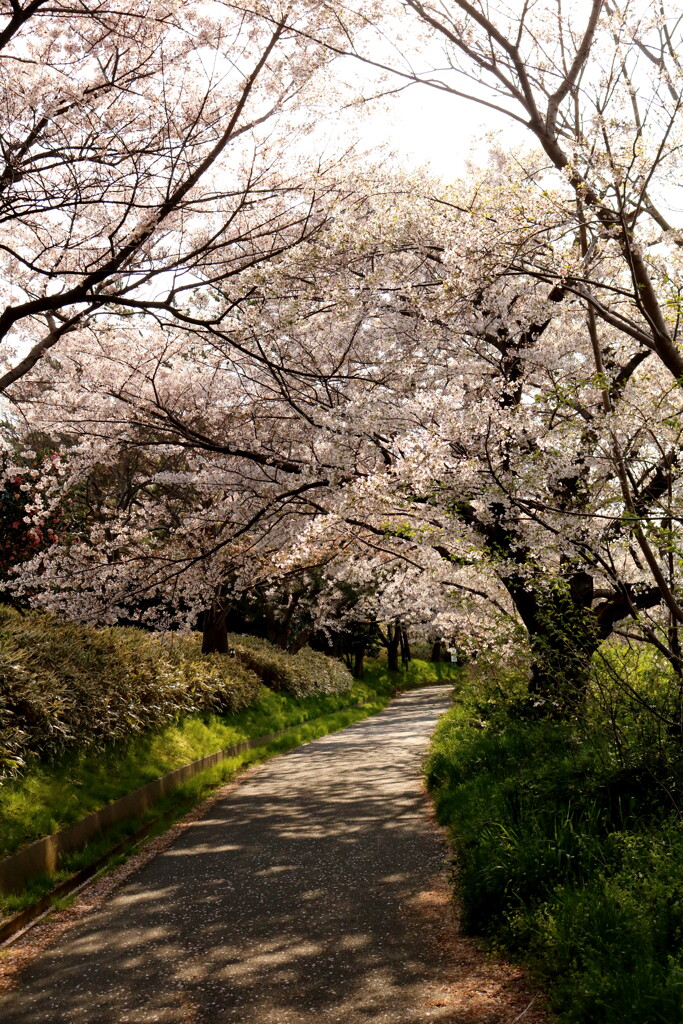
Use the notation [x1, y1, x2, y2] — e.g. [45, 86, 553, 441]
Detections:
[0, 608, 260, 780]
[232, 634, 353, 698]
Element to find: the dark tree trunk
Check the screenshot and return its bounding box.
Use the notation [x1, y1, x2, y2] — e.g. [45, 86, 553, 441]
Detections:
[431, 640, 443, 663]
[276, 593, 301, 649]
[263, 598, 278, 646]
[400, 627, 411, 668]
[387, 624, 401, 672]
[448, 488, 668, 712]
[202, 604, 228, 655]
[353, 641, 366, 680]
[503, 570, 600, 712]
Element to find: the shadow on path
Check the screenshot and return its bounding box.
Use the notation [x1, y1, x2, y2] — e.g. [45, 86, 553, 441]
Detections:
[0, 687, 455, 1024]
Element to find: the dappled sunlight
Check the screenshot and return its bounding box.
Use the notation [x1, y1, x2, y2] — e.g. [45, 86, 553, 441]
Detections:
[163, 843, 243, 857]
[0, 688, 464, 1024]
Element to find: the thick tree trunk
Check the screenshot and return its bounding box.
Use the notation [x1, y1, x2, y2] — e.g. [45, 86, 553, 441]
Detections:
[202, 604, 228, 655]
[504, 570, 599, 712]
[431, 639, 443, 663]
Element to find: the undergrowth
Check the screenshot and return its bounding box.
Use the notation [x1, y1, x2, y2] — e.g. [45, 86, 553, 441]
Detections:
[232, 634, 353, 697]
[425, 647, 683, 1024]
[0, 606, 260, 778]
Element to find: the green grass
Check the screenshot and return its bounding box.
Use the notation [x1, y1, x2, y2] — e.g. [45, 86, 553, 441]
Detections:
[425, 652, 683, 1024]
[363, 656, 461, 691]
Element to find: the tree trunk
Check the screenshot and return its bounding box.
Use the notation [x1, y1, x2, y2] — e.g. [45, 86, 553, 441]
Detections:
[504, 571, 599, 712]
[431, 639, 443, 663]
[387, 623, 401, 672]
[400, 627, 411, 668]
[202, 604, 228, 655]
[353, 641, 366, 680]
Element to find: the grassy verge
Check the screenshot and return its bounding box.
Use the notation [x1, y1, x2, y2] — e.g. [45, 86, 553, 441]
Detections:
[0, 655, 458, 863]
[425, 654, 683, 1024]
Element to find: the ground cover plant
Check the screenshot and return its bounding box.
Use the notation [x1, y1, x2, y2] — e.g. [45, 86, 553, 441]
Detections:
[425, 648, 683, 1024]
[232, 634, 353, 697]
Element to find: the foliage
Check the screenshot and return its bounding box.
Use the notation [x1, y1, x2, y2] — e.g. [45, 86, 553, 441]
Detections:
[6, 0, 683, 714]
[410, 641, 436, 661]
[0, 607, 261, 780]
[425, 647, 683, 1023]
[232, 633, 353, 698]
[363, 655, 461, 691]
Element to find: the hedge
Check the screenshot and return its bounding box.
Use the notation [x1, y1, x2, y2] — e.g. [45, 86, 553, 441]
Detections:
[232, 634, 353, 698]
[0, 607, 260, 780]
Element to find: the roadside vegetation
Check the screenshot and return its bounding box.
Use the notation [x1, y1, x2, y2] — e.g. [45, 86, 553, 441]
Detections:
[425, 647, 683, 1024]
[0, 606, 262, 780]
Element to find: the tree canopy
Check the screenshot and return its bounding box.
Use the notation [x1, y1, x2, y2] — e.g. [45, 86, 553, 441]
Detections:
[2, 0, 683, 710]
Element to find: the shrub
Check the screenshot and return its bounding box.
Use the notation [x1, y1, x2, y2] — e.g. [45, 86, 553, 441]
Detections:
[0, 608, 261, 779]
[232, 634, 353, 698]
[425, 648, 683, 1023]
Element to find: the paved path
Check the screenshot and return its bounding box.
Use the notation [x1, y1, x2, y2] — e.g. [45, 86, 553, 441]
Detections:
[0, 687, 454, 1024]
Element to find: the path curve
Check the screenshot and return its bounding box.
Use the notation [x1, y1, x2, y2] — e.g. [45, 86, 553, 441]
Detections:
[0, 686, 455, 1024]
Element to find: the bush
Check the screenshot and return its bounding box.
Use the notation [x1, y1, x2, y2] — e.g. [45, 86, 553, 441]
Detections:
[425, 648, 683, 1023]
[232, 634, 353, 698]
[0, 608, 260, 779]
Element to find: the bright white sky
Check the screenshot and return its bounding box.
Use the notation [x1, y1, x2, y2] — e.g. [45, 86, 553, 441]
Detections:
[361, 83, 524, 178]
[326, 54, 530, 182]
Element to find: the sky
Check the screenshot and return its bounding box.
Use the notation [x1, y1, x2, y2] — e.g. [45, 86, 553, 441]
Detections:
[326, 51, 530, 183]
[361, 81, 524, 179]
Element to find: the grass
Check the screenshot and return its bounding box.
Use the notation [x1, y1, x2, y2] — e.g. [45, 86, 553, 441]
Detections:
[363, 656, 461, 690]
[425, 650, 683, 1024]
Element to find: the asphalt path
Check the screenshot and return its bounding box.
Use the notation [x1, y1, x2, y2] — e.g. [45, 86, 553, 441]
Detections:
[0, 686, 455, 1024]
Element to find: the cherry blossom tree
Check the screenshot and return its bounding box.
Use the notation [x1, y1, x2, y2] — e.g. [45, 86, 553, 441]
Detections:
[0, 0, 348, 397]
[286, 0, 683, 694]
[8, 172, 515, 648]
[9, 0, 683, 709]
